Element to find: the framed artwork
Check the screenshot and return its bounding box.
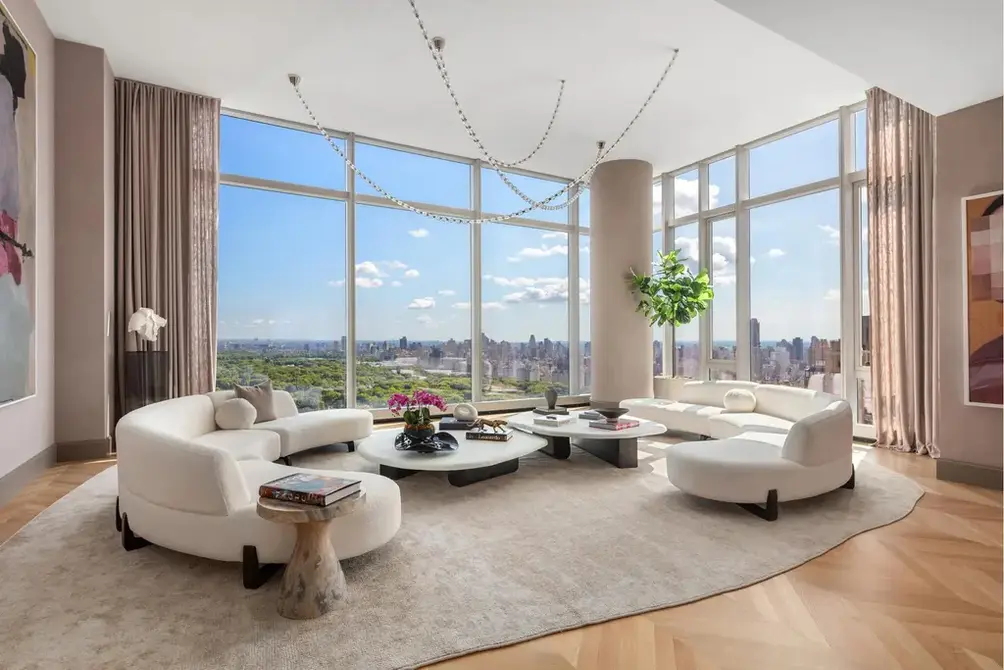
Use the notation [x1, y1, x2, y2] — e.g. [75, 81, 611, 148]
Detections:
[962, 190, 1003, 408]
[0, 0, 35, 406]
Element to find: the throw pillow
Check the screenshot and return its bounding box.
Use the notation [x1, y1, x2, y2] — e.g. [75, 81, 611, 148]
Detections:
[235, 380, 277, 423]
[215, 398, 257, 430]
[722, 388, 757, 413]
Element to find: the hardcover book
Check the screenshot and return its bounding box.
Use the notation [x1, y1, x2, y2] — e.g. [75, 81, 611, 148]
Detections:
[588, 419, 640, 431]
[259, 473, 361, 507]
[439, 417, 477, 431]
[465, 427, 514, 442]
[534, 414, 572, 426]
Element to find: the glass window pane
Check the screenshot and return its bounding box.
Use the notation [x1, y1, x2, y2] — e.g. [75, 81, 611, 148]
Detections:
[353, 206, 471, 408]
[481, 169, 569, 224]
[709, 156, 736, 208]
[653, 231, 664, 375]
[749, 189, 841, 391]
[672, 222, 700, 377]
[216, 185, 347, 411]
[579, 234, 591, 392]
[481, 224, 570, 400]
[220, 115, 345, 190]
[710, 218, 736, 360]
[709, 368, 737, 381]
[854, 109, 867, 172]
[749, 120, 838, 197]
[858, 185, 873, 425]
[674, 169, 699, 218]
[356, 144, 470, 209]
[579, 187, 590, 228]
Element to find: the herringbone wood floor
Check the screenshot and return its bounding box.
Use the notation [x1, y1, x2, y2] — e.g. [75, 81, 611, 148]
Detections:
[1, 448, 1000, 670]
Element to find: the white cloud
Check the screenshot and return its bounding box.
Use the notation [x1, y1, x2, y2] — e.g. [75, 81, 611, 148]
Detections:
[507, 244, 568, 263]
[767, 248, 786, 258]
[408, 228, 430, 238]
[416, 314, 436, 326]
[357, 277, 384, 289]
[673, 178, 720, 217]
[438, 289, 456, 296]
[383, 260, 408, 270]
[483, 302, 506, 310]
[408, 297, 436, 310]
[541, 231, 567, 240]
[267, 319, 277, 325]
[251, 318, 265, 325]
[391, 280, 403, 287]
[824, 289, 841, 301]
[819, 225, 840, 245]
[452, 302, 471, 310]
[404, 269, 420, 278]
[500, 277, 573, 304]
[328, 279, 346, 288]
[355, 261, 385, 277]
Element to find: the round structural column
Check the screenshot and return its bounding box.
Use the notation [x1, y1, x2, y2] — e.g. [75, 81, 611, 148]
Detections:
[590, 159, 654, 406]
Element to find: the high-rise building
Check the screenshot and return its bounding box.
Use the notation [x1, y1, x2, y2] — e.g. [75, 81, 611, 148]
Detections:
[750, 318, 761, 349]
[792, 337, 804, 362]
[861, 315, 871, 366]
[528, 334, 538, 358]
[399, 336, 408, 351]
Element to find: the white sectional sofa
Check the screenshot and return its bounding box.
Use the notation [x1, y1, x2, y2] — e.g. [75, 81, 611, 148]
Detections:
[621, 378, 854, 521]
[115, 394, 400, 587]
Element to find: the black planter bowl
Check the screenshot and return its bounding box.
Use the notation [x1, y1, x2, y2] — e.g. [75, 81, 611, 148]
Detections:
[592, 407, 629, 423]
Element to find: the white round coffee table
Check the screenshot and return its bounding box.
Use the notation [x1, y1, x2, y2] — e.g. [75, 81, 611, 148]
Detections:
[507, 410, 667, 469]
[356, 426, 547, 487]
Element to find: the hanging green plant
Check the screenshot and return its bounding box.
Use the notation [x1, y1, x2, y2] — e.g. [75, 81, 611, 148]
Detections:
[628, 249, 714, 327]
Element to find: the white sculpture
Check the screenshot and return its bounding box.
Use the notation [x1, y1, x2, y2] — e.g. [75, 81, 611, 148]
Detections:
[127, 307, 167, 342]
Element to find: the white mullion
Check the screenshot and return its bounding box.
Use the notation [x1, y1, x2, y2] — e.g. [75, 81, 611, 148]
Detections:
[345, 133, 357, 408]
[698, 162, 711, 380]
[664, 173, 677, 376]
[736, 145, 751, 381]
[220, 174, 349, 202]
[569, 182, 581, 396]
[471, 161, 483, 403]
[838, 106, 856, 415]
[743, 176, 841, 210]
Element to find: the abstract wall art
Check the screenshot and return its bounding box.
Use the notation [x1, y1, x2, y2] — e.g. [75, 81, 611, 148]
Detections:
[962, 190, 1003, 408]
[0, 1, 35, 406]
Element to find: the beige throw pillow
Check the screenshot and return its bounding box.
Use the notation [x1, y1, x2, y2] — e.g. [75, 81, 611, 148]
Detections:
[722, 388, 757, 413]
[215, 398, 257, 430]
[235, 380, 277, 423]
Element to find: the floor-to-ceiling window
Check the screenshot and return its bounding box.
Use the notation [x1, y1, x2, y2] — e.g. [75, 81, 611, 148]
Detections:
[661, 103, 872, 437]
[219, 112, 584, 414]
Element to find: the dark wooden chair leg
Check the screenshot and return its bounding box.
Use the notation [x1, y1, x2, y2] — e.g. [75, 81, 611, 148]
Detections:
[242, 545, 281, 589]
[737, 489, 778, 522]
[841, 467, 855, 490]
[345, 441, 355, 452]
[115, 497, 122, 532]
[121, 514, 151, 551]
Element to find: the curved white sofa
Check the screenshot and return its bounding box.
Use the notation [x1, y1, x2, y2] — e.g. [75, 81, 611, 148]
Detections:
[116, 394, 401, 586]
[622, 378, 853, 520]
[206, 389, 373, 460]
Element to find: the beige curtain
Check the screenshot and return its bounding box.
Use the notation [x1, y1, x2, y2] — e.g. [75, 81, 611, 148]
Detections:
[115, 79, 219, 419]
[866, 88, 939, 456]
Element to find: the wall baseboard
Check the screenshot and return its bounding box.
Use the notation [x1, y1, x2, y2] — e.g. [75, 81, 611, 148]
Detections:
[0, 444, 57, 508]
[936, 458, 1004, 491]
[56, 438, 112, 462]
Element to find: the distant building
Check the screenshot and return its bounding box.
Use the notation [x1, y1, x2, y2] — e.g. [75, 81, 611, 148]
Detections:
[399, 336, 408, 351]
[792, 336, 804, 362]
[750, 318, 761, 349]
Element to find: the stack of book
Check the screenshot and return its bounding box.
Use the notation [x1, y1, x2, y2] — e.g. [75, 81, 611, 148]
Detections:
[439, 417, 476, 431]
[259, 473, 361, 507]
[534, 414, 572, 426]
[466, 427, 514, 442]
[588, 419, 641, 431]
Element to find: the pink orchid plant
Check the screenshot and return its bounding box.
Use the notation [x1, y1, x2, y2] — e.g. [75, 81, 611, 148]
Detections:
[387, 390, 448, 429]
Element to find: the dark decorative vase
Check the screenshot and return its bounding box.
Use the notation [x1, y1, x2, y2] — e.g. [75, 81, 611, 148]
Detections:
[544, 388, 558, 410]
[403, 425, 435, 443]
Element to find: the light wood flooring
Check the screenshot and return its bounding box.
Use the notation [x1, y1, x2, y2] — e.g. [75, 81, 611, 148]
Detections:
[0, 448, 1000, 670]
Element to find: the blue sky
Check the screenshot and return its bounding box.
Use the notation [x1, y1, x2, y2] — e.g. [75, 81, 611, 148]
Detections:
[218, 111, 865, 344]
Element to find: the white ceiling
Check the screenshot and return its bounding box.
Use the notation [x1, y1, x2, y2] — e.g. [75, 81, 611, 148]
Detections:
[37, 0, 869, 177]
[715, 0, 1004, 117]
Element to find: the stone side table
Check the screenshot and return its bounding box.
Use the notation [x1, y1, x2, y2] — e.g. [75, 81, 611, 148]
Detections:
[256, 492, 365, 620]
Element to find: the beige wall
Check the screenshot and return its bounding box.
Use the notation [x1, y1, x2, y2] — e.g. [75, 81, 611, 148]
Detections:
[53, 40, 115, 447]
[590, 159, 655, 404]
[0, 0, 55, 480]
[934, 97, 1004, 469]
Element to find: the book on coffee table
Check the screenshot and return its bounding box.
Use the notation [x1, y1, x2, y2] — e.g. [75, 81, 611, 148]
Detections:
[588, 419, 641, 431]
[259, 473, 361, 507]
[534, 414, 572, 426]
[466, 427, 514, 442]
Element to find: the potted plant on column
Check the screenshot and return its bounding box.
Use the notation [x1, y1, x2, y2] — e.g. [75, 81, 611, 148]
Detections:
[629, 249, 714, 328]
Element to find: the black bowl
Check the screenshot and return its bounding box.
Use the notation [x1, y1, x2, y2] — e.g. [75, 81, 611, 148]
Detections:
[592, 407, 629, 422]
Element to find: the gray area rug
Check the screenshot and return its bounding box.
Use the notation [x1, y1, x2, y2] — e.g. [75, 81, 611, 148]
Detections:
[0, 440, 922, 670]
